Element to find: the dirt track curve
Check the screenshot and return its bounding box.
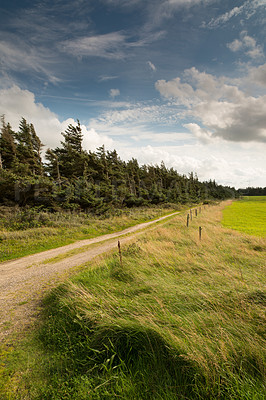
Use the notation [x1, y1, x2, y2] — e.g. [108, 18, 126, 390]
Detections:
[0, 211, 180, 341]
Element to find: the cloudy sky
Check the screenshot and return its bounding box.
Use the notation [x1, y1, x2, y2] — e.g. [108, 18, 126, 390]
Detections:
[0, 0, 266, 188]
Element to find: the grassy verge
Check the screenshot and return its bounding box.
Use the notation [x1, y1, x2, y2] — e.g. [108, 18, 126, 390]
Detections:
[222, 196, 266, 237]
[1, 202, 265, 399]
[0, 204, 184, 262]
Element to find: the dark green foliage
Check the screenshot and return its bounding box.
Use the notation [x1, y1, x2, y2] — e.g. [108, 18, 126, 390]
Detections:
[238, 187, 266, 196]
[0, 117, 236, 210]
[14, 118, 43, 175]
[0, 116, 16, 170]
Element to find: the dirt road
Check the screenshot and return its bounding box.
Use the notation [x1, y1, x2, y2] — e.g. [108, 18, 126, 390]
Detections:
[0, 211, 180, 340]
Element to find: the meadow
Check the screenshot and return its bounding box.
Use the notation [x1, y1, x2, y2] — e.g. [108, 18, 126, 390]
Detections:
[222, 196, 266, 237]
[1, 202, 265, 399]
[0, 204, 181, 262]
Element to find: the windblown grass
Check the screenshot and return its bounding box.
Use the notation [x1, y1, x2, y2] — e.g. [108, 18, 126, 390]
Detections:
[1, 203, 265, 399]
[0, 205, 180, 262]
[222, 196, 266, 237]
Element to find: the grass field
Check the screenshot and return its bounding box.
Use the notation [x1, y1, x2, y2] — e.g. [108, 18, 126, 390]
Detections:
[0, 205, 181, 262]
[0, 202, 265, 399]
[222, 196, 266, 237]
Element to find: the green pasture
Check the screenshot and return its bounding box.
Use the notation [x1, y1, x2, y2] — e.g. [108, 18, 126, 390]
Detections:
[222, 196, 266, 237]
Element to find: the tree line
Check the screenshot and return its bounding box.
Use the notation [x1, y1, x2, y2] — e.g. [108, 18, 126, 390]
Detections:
[0, 116, 236, 212]
[238, 187, 266, 196]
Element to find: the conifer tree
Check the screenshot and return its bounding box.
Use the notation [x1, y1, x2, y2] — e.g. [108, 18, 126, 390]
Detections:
[15, 118, 43, 175]
[30, 123, 43, 175]
[46, 120, 86, 179]
[0, 116, 16, 170]
[61, 120, 83, 153]
[45, 148, 61, 185]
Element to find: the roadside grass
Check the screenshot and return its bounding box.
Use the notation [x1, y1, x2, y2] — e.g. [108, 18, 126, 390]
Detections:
[1, 202, 265, 399]
[0, 204, 183, 262]
[222, 196, 266, 237]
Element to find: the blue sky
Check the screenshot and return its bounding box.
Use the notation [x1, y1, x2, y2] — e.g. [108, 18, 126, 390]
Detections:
[0, 0, 266, 188]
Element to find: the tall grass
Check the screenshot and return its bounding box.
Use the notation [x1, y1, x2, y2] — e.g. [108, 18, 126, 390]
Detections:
[1, 203, 265, 399]
[0, 204, 181, 262]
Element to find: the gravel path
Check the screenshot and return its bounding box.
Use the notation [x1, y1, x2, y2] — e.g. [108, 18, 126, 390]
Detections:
[0, 211, 179, 341]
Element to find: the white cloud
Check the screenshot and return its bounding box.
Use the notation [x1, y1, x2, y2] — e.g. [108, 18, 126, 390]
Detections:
[205, 5, 244, 28]
[82, 127, 113, 151]
[91, 102, 183, 127]
[59, 30, 165, 60]
[59, 32, 126, 60]
[227, 31, 264, 60]
[155, 67, 266, 142]
[249, 63, 266, 86]
[146, 0, 214, 28]
[227, 39, 243, 53]
[105, 0, 213, 12]
[0, 85, 113, 151]
[147, 61, 156, 71]
[89, 116, 193, 144]
[246, 47, 264, 60]
[165, 0, 211, 7]
[99, 75, 118, 82]
[130, 131, 191, 143]
[204, 0, 266, 28]
[0, 40, 60, 83]
[109, 88, 120, 98]
[184, 123, 213, 144]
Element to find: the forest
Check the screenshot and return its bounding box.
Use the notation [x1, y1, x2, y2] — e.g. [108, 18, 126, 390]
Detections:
[0, 116, 236, 211]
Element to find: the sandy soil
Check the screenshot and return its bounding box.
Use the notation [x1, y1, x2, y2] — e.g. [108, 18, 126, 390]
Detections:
[0, 211, 180, 341]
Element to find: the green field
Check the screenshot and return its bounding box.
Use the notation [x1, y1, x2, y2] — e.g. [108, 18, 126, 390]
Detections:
[222, 196, 266, 237]
[1, 203, 265, 400]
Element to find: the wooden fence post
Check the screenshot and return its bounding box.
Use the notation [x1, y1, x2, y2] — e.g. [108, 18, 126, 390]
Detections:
[199, 226, 202, 241]
[195, 209, 197, 217]
[190, 209, 192, 221]
[118, 240, 123, 266]
[187, 214, 189, 227]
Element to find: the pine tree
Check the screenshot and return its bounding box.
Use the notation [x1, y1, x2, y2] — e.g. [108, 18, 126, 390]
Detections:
[0, 116, 16, 170]
[61, 120, 83, 153]
[15, 118, 43, 175]
[46, 121, 86, 180]
[30, 123, 43, 175]
[45, 148, 61, 186]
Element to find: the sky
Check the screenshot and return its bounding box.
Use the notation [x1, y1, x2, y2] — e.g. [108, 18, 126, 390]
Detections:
[0, 0, 266, 188]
